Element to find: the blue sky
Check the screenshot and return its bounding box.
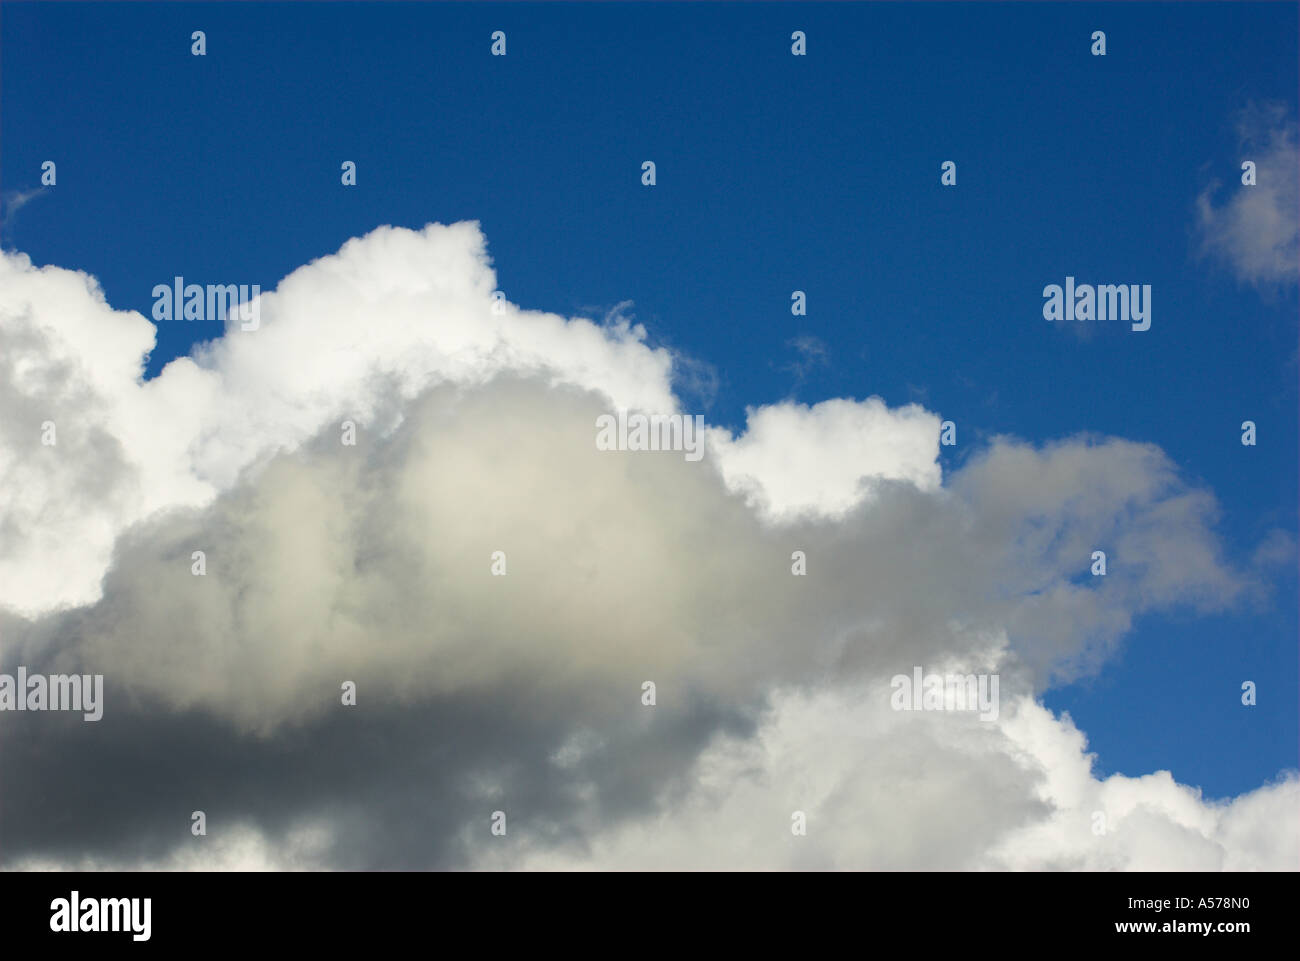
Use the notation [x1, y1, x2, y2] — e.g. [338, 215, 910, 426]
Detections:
[3, 1, 1296, 806]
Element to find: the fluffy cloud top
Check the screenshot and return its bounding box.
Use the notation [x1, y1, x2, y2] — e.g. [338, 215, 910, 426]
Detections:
[0, 224, 936, 617]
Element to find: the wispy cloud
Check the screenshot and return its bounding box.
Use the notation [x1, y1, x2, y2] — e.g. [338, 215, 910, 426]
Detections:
[781, 334, 830, 388]
[1196, 103, 1299, 289]
[0, 186, 49, 235]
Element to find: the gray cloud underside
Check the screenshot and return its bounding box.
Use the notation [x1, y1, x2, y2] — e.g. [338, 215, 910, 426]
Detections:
[3, 377, 1290, 870]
